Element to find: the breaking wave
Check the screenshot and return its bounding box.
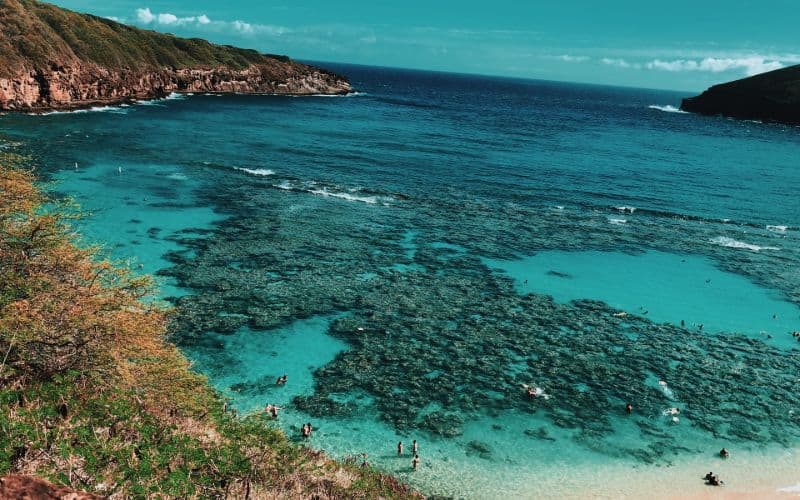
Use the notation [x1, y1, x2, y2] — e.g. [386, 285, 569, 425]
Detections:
[235, 167, 275, 177]
[648, 104, 688, 114]
[710, 236, 779, 252]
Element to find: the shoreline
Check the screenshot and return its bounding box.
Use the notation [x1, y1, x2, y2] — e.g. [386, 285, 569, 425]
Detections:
[18, 88, 357, 115]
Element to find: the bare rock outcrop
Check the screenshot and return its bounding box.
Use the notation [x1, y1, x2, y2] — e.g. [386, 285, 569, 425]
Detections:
[0, 63, 351, 112]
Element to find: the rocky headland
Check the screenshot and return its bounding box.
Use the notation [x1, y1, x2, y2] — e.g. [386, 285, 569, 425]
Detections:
[0, 0, 351, 112]
[681, 64, 800, 125]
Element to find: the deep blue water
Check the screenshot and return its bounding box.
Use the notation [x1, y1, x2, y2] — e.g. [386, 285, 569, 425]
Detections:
[2, 64, 800, 497]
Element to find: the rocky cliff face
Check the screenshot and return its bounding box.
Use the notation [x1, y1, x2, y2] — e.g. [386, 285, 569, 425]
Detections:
[681, 65, 800, 125]
[0, 63, 351, 112]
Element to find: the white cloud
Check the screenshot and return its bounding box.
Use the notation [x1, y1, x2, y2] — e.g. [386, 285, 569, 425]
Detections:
[601, 57, 638, 69]
[557, 55, 589, 63]
[135, 8, 216, 28]
[136, 7, 154, 24]
[646, 57, 784, 76]
[232, 20, 254, 34]
[157, 13, 179, 25]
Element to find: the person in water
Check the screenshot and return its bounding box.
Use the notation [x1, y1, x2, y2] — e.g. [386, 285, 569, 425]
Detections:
[301, 424, 309, 438]
[412, 440, 418, 454]
[412, 454, 420, 470]
[704, 472, 714, 481]
[526, 387, 535, 399]
[271, 405, 279, 418]
[719, 448, 729, 458]
[276, 374, 288, 386]
[264, 403, 273, 414]
[397, 441, 403, 456]
[625, 403, 633, 414]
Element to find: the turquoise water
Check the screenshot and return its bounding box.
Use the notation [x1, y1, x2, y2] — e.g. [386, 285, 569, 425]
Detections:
[2, 65, 800, 497]
[487, 250, 800, 347]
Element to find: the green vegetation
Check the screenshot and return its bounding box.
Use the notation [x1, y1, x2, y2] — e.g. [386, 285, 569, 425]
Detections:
[0, 154, 417, 498]
[0, 0, 290, 78]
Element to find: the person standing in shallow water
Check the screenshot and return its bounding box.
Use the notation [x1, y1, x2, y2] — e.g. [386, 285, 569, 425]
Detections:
[412, 440, 418, 454]
[412, 454, 420, 470]
[397, 441, 403, 456]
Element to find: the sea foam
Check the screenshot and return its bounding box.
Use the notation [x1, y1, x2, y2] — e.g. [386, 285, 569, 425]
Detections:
[235, 167, 275, 177]
[648, 104, 688, 114]
[711, 236, 779, 252]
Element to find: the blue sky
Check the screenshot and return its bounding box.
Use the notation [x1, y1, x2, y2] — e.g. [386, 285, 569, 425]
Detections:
[52, 0, 799, 91]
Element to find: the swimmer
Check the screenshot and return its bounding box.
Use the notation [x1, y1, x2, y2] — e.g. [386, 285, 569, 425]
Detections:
[301, 424, 309, 438]
[526, 387, 535, 399]
[271, 406, 279, 418]
[704, 472, 714, 481]
[625, 403, 633, 414]
[680, 320, 685, 327]
[264, 404, 273, 414]
[397, 441, 404, 456]
[719, 448, 729, 458]
[276, 374, 288, 386]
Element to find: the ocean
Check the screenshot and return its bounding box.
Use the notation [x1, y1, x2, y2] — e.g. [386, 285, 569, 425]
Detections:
[2, 63, 799, 498]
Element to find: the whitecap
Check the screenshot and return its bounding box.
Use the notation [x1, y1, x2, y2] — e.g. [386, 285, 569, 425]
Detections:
[235, 167, 275, 177]
[608, 218, 627, 225]
[767, 225, 789, 233]
[711, 236, 780, 252]
[308, 188, 379, 204]
[614, 206, 636, 214]
[648, 104, 688, 114]
[778, 483, 800, 493]
[167, 173, 189, 181]
[33, 105, 128, 116]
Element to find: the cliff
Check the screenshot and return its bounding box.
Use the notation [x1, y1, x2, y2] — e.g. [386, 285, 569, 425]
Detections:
[0, 0, 351, 112]
[680, 65, 800, 124]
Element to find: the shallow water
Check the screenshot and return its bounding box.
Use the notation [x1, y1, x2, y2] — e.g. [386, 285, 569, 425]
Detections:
[2, 64, 800, 498]
[487, 250, 800, 346]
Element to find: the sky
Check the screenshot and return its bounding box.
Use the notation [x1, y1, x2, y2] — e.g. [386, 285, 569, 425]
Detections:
[50, 0, 800, 91]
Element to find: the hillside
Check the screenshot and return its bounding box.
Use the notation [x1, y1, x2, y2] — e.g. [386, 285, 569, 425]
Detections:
[0, 152, 416, 498]
[0, 0, 351, 111]
[681, 64, 800, 124]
